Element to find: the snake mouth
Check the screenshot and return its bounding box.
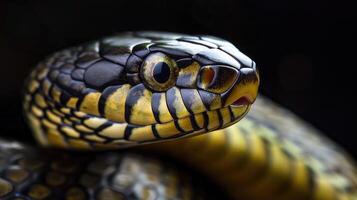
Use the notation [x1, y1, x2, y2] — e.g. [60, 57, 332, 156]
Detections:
[153, 103, 251, 139]
[231, 96, 251, 107]
[99, 103, 251, 147]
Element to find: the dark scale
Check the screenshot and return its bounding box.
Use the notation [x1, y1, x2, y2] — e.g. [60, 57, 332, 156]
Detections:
[102, 51, 130, 66]
[75, 54, 100, 69]
[99, 42, 131, 65]
[176, 58, 193, 68]
[56, 74, 72, 89]
[59, 63, 75, 74]
[84, 60, 125, 91]
[69, 80, 86, 95]
[71, 69, 85, 81]
[153, 62, 170, 83]
[150, 45, 190, 59]
[126, 54, 142, 73]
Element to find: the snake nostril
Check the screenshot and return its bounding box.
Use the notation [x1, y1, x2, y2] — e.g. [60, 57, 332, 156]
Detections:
[200, 67, 215, 88]
[198, 65, 239, 94]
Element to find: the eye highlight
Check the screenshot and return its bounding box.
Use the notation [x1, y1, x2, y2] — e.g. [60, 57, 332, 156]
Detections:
[141, 52, 178, 91]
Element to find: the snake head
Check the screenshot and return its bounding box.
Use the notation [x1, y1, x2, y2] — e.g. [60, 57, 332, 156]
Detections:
[25, 31, 259, 148]
[122, 31, 259, 131]
[97, 31, 259, 142]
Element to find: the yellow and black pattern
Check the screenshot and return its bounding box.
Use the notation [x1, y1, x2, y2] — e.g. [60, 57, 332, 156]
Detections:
[0, 31, 355, 199]
[0, 139, 222, 200]
[23, 31, 258, 149]
[149, 97, 357, 200]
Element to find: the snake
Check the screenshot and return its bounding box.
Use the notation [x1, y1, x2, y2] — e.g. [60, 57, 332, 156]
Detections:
[0, 31, 356, 200]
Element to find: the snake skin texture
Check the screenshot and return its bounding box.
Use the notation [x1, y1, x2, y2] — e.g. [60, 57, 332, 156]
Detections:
[0, 140, 226, 199]
[22, 31, 257, 149]
[1, 31, 357, 199]
[149, 97, 357, 199]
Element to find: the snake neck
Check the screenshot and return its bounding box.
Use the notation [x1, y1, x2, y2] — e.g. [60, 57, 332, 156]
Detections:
[143, 97, 357, 200]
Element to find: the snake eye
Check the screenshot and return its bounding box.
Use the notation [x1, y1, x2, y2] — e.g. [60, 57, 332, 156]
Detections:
[141, 52, 178, 91]
[153, 62, 171, 83]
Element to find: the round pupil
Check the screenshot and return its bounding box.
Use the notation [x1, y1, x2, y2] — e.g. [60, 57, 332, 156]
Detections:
[153, 62, 171, 83]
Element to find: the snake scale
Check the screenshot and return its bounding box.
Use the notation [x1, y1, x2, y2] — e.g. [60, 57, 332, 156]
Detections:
[0, 31, 356, 200]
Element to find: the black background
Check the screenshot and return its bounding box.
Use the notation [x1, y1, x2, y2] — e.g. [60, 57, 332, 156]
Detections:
[0, 0, 355, 157]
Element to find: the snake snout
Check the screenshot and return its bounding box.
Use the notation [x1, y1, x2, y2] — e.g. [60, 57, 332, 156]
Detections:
[222, 64, 259, 107]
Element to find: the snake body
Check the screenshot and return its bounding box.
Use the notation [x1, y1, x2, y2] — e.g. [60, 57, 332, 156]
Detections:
[0, 31, 356, 199]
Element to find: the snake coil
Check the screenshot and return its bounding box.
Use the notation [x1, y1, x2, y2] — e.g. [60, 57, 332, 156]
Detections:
[0, 31, 356, 200]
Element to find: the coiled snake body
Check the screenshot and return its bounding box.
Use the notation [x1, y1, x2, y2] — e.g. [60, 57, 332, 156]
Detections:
[0, 31, 356, 199]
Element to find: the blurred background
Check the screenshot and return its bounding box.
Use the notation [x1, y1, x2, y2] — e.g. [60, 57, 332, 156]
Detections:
[0, 0, 355, 157]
